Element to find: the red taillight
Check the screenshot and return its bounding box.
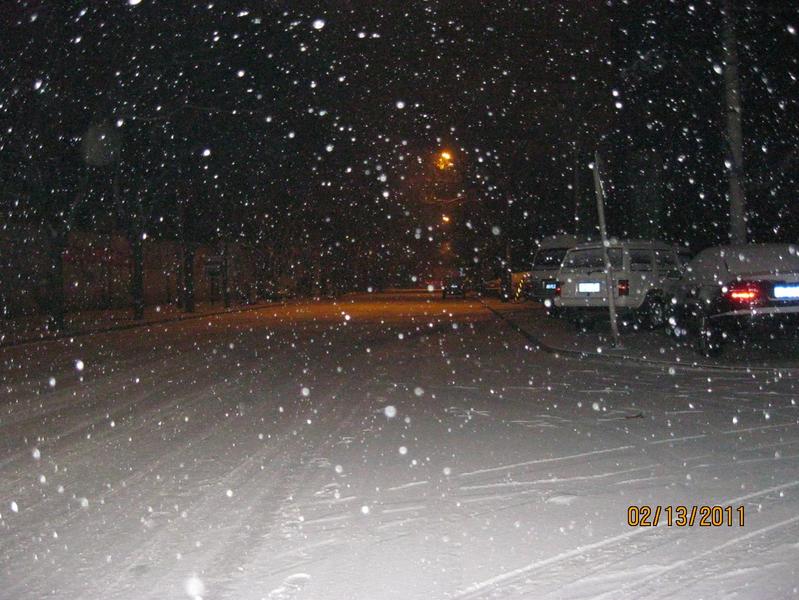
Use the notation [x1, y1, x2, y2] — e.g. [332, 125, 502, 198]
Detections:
[618, 279, 629, 296]
[725, 282, 763, 304]
[555, 283, 561, 296]
[729, 289, 758, 301]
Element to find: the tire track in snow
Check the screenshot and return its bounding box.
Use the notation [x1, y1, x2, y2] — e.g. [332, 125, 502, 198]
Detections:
[124, 383, 371, 600]
[0, 327, 275, 469]
[592, 514, 799, 600]
[453, 479, 799, 599]
[212, 386, 404, 598]
[0, 380, 208, 494]
[0, 382, 222, 548]
[0, 353, 272, 512]
[0, 376, 315, 598]
[455, 445, 635, 479]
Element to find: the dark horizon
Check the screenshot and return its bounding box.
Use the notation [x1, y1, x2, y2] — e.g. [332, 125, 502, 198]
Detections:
[2, 2, 798, 314]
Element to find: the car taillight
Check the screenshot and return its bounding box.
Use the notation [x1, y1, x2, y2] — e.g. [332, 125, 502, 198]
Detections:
[555, 282, 561, 296]
[724, 282, 764, 304]
[618, 279, 629, 296]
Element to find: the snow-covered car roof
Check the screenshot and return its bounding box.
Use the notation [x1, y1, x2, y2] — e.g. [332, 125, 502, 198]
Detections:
[687, 243, 799, 281]
[567, 239, 678, 252]
[536, 234, 590, 250]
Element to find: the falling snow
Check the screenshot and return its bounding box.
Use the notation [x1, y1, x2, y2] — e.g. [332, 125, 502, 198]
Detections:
[1, 2, 798, 599]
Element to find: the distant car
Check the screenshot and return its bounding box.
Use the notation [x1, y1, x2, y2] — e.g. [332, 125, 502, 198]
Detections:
[665, 243, 799, 356]
[525, 235, 585, 307]
[554, 240, 685, 329]
[442, 276, 467, 299]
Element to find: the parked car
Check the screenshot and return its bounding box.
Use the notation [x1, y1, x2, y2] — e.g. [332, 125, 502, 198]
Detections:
[665, 244, 799, 356]
[554, 240, 685, 328]
[442, 275, 467, 299]
[524, 235, 584, 307]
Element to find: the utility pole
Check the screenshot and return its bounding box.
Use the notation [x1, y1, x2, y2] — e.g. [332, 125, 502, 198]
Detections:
[593, 152, 621, 348]
[723, 0, 747, 244]
[573, 141, 581, 236]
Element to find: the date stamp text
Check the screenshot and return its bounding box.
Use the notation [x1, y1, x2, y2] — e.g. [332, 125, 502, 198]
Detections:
[627, 505, 745, 527]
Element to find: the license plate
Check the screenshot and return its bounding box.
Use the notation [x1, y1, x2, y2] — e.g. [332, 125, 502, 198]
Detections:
[578, 282, 601, 293]
[774, 284, 799, 299]
[544, 281, 557, 290]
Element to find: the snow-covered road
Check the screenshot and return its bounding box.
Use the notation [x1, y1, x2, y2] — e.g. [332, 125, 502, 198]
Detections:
[1, 293, 798, 599]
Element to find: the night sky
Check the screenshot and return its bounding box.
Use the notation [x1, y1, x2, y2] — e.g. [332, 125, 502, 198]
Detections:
[2, 1, 798, 283]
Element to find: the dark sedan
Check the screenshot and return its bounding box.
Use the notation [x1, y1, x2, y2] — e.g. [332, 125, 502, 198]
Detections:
[666, 244, 799, 356]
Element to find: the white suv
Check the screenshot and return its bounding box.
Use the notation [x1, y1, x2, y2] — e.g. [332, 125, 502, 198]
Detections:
[554, 240, 685, 328]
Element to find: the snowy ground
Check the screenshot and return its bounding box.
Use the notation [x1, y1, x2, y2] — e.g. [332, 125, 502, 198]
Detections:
[1, 292, 798, 599]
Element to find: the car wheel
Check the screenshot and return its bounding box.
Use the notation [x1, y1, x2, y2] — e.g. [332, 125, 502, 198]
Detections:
[640, 293, 666, 330]
[663, 297, 680, 336]
[697, 314, 723, 357]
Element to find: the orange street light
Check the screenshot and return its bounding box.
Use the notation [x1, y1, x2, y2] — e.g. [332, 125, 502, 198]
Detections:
[435, 149, 455, 170]
[441, 214, 451, 223]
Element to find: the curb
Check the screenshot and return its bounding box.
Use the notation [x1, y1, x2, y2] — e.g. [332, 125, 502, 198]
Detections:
[481, 301, 798, 375]
[0, 301, 286, 350]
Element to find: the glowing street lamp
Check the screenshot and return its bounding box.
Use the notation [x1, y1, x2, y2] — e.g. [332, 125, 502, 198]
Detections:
[441, 214, 451, 223]
[435, 150, 454, 171]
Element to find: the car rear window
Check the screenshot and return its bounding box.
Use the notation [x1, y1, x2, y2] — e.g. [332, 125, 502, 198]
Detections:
[655, 250, 681, 275]
[533, 248, 568, 268]
[629, 249, 653, 271]
[655, 250, 677, 267]
[563, 248, 622, 270]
